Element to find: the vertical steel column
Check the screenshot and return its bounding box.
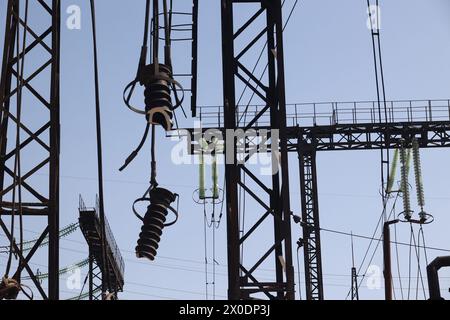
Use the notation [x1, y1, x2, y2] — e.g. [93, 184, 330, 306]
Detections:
[221, 0, 295, 300]
[298, 140, 324, 300]
[0, 0, 60, 300]
[49, 0, 61, 300]
[382, 222, 393, 300]
[221, 0, 241, 300]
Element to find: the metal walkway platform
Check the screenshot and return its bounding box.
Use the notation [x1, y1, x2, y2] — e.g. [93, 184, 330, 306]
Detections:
[78, 196, 124, 293]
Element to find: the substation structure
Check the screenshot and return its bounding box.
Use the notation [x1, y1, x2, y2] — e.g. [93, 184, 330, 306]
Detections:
[1, 0, 450, 301]
[177, 0, 450, 300]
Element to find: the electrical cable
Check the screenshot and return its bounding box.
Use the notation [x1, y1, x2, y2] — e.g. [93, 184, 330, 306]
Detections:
[393, 222, 404, 300]
[212, 197, 217, 300]
[203, 201, 209, 300]
[0, 223, 79, 254]
[409, 223, 427, 300]
[342, 97, 412, 301]
[407, 227, 413, 300]
[77, 271, 89, 301]
[89, 0, 111, 296]
[415, 227, 421, 300]
[419, 225, 429, 268]
[344, 192, 400, 299]
[296, 246, 302, 300]
[119, 124, 150, 172]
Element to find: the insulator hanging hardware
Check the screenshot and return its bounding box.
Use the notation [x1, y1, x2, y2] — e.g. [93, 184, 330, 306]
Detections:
[412, 138, 427, 220]
[386, 148, 399, 194]
[399, 142, 413, 220]
[194, 138, 224, 204]
[134, 187, 179, 261]
[123, 0, 185, 132]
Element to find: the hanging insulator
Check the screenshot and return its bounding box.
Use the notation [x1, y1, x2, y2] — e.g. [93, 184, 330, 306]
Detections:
[135, 187, 178, 261]
[212, 154, 219, 200]
[412, 139, 426, 220]
[141, 63, 174, 131]
[386, 148, 399, 194]
[400, 144, 412, 220]
[199, 152, 206, 200]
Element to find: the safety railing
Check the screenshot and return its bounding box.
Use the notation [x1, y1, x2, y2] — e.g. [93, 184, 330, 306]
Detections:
[196, 99, 450, 128]
[95, 195, 125, 281]
[79, 195, 124, 283]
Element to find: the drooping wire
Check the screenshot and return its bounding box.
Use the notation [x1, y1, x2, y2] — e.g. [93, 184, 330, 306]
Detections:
[346, 192, 400, 299]
[201, 177, 223, 300]
[212, 197, 217, 300]
[367, 1, 391, 244]
[393, 221, 404, 300]
[203, 201, 209, 300]
[89, 0, 111, 295]
[367, 0, 388, 123]
[419, 226, 429, 267]
[410, 224, 427, 300]
[77, 272, 90, 301]
[296, 245, 303, 300]
[0, 223, 79, 254]
[407, 227, 413, 300]
[415, 227, 421, 300]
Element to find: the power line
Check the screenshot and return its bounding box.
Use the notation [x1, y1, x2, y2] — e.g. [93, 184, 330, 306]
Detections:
[4, 224, 450, 277]
[321, 227, 450, 254]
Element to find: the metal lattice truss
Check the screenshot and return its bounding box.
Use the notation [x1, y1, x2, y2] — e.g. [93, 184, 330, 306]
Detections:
[220, 0, 295, 300]
[298, 142, 323, 300]
[0, 0, 60, 300]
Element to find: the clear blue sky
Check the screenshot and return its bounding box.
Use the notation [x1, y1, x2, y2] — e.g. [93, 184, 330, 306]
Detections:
[1, 0, 450, 300]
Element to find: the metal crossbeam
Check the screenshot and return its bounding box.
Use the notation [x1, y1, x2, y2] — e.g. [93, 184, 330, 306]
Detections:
[0, 0, 60, 300]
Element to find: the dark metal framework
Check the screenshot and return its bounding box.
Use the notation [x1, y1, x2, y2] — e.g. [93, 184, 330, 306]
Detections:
[172, 1, 450, 301]
[88, 254, 103, 301]
[178, 103, 450, 300]
[351, 267, 359, 300]
[297, 140, 323, 300]
[78, 196, 124, 298]
[0, 0, 60, 300]
[427, 256, 450, 300]
[221, 0, 295, 299]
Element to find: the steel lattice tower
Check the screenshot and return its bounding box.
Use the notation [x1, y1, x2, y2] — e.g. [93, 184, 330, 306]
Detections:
[0, 0, 60, 300]
[221, 0, 296, 300]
